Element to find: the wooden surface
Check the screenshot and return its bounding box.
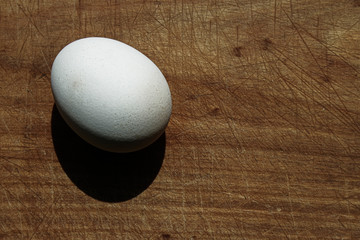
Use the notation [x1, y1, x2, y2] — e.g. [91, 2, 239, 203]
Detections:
[1, 0, 360, 239]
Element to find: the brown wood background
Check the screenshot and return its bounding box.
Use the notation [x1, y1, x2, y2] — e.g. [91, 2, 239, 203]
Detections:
[1, 0, 360, 239]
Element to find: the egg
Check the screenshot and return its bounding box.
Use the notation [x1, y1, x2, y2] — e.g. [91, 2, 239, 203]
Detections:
[51, 37, 172, 153]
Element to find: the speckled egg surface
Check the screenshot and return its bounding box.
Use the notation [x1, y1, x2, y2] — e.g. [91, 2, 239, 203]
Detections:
[51, 37, 172, 153]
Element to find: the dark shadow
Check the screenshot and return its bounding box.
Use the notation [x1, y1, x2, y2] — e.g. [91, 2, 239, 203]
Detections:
[51, 104, 165, 202]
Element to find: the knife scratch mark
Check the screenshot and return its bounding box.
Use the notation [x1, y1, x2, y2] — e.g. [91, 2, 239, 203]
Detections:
[147, 12, 221, 82]
[269, 46, 360, 134]
[40, 49, 51, 73]
[284, 10, 360, 133]
[3, 185, 12, 207]
[273, 0, 277, 36]
[17, 3, 44, 38]
[297, 23, 360, 76]
[17, 34, 29, 61]
[2, 165, 44, 202]
[48, 156, 55, 203]
[2, 118, 10, 134]
[132, 1, 145, 25]
[283, 9, 327, 80]
[0, 182, 41, 221]
[28, 200, 57, 240]
[180, 156, 187, 231]
[1, 156, 24, 171]
[286, 173, 297, 231]
[274, 213, 290, 240]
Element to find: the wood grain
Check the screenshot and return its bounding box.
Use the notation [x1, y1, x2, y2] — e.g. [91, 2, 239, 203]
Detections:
[1, 0, 360, 239]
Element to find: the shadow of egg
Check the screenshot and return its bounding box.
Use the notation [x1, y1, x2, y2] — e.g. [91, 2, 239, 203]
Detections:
[51, 104, 166, 202]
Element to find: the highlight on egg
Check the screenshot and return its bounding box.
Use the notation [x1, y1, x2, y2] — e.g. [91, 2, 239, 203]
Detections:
[51, 37, 172, 153]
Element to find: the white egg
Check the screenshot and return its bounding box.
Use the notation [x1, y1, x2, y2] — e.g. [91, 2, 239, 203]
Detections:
[51, 37, 172, 153]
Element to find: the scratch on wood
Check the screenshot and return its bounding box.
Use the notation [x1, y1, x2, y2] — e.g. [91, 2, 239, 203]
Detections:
[281, 10, 358, 135]
[298, 22, 360, 76]
[17, 34, 29, 60]
[270, 42, 360, 133]
[17, 3, 44, 38]
[28, 200, 56, 240]
[40, 49, 51, 73]
[132, 1, 145, 25]
[2, 118, 10, 134]
[283, 9, 327, 78]
[274, 0, 277, 36]
[286, 174, 297, 230]
[180, 156, 187, 231]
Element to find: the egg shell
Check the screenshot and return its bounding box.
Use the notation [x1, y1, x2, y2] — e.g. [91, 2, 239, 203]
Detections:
[51, 37, 172, 153]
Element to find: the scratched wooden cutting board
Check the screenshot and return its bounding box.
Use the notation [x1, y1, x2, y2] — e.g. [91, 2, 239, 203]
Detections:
[1, 0, 360, 239]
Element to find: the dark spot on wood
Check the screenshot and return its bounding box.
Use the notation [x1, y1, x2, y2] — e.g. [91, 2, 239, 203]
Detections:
[30, 60, 47, 78]
[14, 97, 25, 106]
[162, 234, 171, 239]
[233, 46, 243, 57]
[353, 0, 360, 7]
[187, 94, 197, 100]
[262, 38, 272, 50]
[209, 107, 220, 116]
[322, 75, 330, 82]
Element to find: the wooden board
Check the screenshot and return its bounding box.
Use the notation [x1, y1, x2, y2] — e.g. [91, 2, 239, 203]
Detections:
[1, 0, 360, 239]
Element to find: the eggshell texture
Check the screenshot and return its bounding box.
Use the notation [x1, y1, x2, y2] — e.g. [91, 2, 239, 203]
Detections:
[51, 37, 172, 153]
